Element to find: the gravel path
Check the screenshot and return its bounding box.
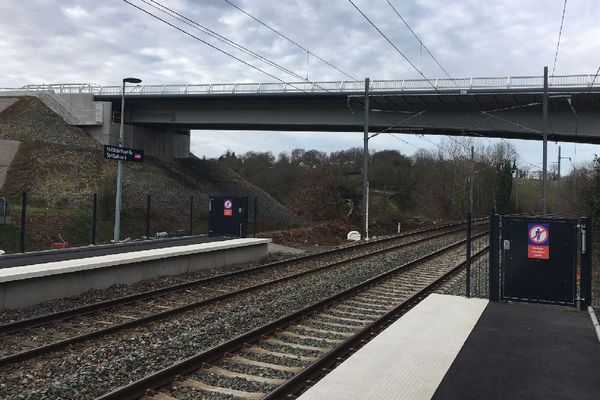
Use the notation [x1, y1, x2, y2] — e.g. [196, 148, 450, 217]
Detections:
[0, 232, 471, 399]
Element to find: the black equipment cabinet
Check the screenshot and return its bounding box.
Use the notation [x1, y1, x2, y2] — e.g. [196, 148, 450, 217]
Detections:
[208, 196, 249, 238]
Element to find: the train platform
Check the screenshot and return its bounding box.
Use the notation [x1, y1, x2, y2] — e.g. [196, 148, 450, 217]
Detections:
[0, 237, 270, 310]
[0, 234, 229, 269]
[298, 294, 600, 400]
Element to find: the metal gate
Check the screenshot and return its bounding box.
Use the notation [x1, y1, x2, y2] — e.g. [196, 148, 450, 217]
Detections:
[489, 215, 593, 308]
[208, 196, 249, 238]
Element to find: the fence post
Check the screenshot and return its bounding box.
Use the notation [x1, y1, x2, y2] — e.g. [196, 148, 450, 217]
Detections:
[91, 193, 97, 245]
[489, 214, 500, 302]
[466, 212, 472, 298]
[580, 216, 593, 309]
[254, 196, 258, 238]
[145, 194, 151, 239]
[189, 195, 194, 236]
[20, 192, 27, 253]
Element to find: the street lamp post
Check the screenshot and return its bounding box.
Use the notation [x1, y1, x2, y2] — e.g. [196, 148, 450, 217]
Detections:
[113, 77, 142, 243]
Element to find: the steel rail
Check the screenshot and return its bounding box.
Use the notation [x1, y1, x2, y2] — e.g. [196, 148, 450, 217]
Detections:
[263, 246, 488, 399]
[0, 219, 483, 335]
[95, 232, 487, 400]
[0, 224, 484, 367]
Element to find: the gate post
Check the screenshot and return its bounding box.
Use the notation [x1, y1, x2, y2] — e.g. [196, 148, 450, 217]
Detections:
[489, 214, 501, 302]
[91, 193, 97, 245]
[19, 192, 27, 253]
[580, 216, 593, 309]
[466, 212, 472, 298]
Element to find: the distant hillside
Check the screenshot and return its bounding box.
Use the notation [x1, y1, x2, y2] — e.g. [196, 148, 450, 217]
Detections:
[0, 97, 301, 251]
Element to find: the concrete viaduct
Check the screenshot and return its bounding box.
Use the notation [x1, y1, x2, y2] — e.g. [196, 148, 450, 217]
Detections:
[3, 74, 600, 157]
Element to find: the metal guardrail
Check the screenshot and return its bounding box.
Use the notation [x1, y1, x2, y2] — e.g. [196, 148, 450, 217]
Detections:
[7, 74, 600, 96]
[36, 92, 81, 125]
[0, 86, 99, 125]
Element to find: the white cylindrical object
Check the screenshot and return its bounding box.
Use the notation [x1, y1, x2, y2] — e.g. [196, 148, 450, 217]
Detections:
[588, 306, 600, 344]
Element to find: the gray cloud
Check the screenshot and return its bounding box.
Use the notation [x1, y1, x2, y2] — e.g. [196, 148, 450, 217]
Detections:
[0, 0, 598, 168]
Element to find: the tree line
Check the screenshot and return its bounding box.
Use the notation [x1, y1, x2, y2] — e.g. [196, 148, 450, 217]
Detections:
[216, 139, 532, 232]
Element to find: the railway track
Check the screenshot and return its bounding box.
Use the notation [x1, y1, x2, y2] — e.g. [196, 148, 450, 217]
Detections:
[96, 233, 488, 400]
[0, 221, 484, 368]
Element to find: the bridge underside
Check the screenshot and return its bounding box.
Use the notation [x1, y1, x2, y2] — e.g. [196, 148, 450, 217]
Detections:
[100, 88, 600, 144]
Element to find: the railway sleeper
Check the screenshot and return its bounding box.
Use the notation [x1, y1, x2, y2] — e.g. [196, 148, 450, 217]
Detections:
[277, 330, 342, 345]
[242, 346, 318, 362]
[227, 355, 303, 373]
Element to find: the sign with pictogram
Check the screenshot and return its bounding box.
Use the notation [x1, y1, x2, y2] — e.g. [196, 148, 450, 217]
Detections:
[223, 199, 233, 216]
[527, 223, 550, 259]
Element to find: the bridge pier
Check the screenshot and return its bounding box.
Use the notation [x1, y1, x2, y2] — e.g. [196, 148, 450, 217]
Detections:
[57, 93, 191, 159]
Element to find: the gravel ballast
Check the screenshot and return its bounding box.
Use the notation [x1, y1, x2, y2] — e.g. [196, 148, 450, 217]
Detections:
[0, 232, 478, 399]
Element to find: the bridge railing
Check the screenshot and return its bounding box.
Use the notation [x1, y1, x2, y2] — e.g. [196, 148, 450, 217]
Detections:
[10, 74, 600, 96]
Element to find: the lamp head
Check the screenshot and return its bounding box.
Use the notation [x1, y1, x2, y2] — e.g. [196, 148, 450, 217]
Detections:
[123, 77, 142, 84]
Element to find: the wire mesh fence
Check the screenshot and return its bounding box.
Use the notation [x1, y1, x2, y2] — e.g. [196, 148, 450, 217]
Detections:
[0, 191, 214, 254]
[592, 222, 600, 308]
[436, 216, 490, 299]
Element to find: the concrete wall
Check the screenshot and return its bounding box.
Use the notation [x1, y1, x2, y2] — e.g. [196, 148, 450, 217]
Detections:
[0, 242, 268, 310]
[62, 94, 191, 159]
[0, 139, 20, 191]
[0, 97, 18, 113]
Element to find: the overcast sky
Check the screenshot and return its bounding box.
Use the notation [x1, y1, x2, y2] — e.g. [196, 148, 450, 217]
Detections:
[1, 0, 599, 171]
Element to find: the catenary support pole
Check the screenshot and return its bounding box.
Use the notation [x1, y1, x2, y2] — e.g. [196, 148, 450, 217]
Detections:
[542, 66, 549, 216]
[362, 77, 370, 240]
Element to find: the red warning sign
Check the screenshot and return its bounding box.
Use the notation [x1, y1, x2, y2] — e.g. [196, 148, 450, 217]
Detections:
[527, 223, 549, 259]
[223, 199, 233, 217]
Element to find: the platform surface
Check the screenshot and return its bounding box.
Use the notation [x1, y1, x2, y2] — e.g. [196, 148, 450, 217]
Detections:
[298, 294, 489, 400]
[0, 235, 228, 269]
[0, 238, 270, 282]
[432, 301, 600, 400]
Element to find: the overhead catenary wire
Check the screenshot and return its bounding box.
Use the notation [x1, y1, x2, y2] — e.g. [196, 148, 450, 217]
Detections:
[386, 0, 458, 88]
[122, 0, 362, 118]
[382, 0, 543, 165]
[387, 132, 429, 152]
[122, 0, 300, 89]
[222, 0, 357, 81]
[142, 0, 310, 83]
[347, 0, 438, 90]
[552, 0, 568, 76]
